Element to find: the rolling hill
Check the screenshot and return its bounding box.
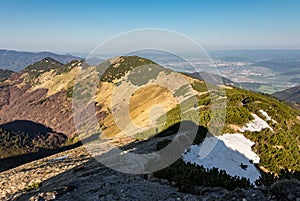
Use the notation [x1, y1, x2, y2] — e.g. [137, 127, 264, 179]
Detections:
[253, 60, 300, 74]
[273, 85, 300, 103]
[273, 85, 300, 109]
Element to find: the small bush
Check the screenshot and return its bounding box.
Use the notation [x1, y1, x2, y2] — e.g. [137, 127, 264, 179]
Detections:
[66, 86, 74, 98]
[24, 182, 41, 191]
[151, 139, 252, 192]
[153, 159, 252, 192]
[269, 179, 300, 200]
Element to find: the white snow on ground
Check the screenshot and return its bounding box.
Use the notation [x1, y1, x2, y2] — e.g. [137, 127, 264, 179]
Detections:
[218, 134, 260, 164]
[183, 134, 261, 184]
[239, 113, 273, 132]
[259, 109, 277, 124]
[259, 110, 271, 121]
[182, 112, 275, 184]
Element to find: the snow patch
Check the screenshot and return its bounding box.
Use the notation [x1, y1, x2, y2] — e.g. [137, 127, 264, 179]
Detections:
[259, 109, 277, 124]
[218, 134, 260, 164]
[49, 155, 68, 162]
[183, 133, 261, 184]
[259, 110, 271, 121]
[239, 113, 273, 132]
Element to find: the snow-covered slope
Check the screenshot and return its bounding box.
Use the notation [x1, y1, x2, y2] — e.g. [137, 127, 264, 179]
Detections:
[183, 134, 261, 184]
[182, 110, 277, 184]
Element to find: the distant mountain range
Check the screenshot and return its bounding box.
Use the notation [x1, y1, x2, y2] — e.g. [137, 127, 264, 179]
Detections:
[253, 60, 300, 75]
[0, 49, 81, 71]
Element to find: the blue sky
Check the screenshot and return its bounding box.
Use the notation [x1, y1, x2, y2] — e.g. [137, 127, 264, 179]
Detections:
[0, 0, 300, 53]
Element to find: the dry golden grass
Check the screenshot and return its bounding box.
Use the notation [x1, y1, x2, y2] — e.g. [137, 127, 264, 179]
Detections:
[228, 124, 241, 132]
[31, 67, 79, 97]
[129, 84, 178, 128]
[94, 71, 204, 139]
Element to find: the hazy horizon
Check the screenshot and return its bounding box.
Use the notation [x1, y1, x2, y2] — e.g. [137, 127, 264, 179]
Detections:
[1, 0, 300, 53]
[2, 48, 300, 59]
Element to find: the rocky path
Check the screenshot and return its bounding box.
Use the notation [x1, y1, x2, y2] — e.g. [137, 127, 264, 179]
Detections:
[0, 139, 201, 201]
[0, 137, 298, 201]
[0, 146, 90, 200]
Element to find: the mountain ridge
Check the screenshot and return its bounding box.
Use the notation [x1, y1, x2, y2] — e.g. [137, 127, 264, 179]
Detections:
[0, 55, 299, 200]
[273, 85, 300, 109]
[0, 49, 82, 71]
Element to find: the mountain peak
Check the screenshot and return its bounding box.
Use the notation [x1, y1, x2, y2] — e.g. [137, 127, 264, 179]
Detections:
[22, 58, 65, 80]
[100, 55, 157, 82]
[108, 55, 156, 66]
[41, 57, 62, 64]
[25, 57, 63, 70]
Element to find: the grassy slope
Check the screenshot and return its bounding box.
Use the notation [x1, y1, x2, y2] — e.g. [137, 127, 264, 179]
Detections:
[137, 81, 300, 174]
[92, 56, 300, 175]
[226, 87, 300, 173]
[148, 84, 300, 191]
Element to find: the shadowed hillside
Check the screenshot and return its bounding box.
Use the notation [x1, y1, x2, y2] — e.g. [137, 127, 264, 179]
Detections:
[0, 69, 14, 82]
[273, 85, 300, 109]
